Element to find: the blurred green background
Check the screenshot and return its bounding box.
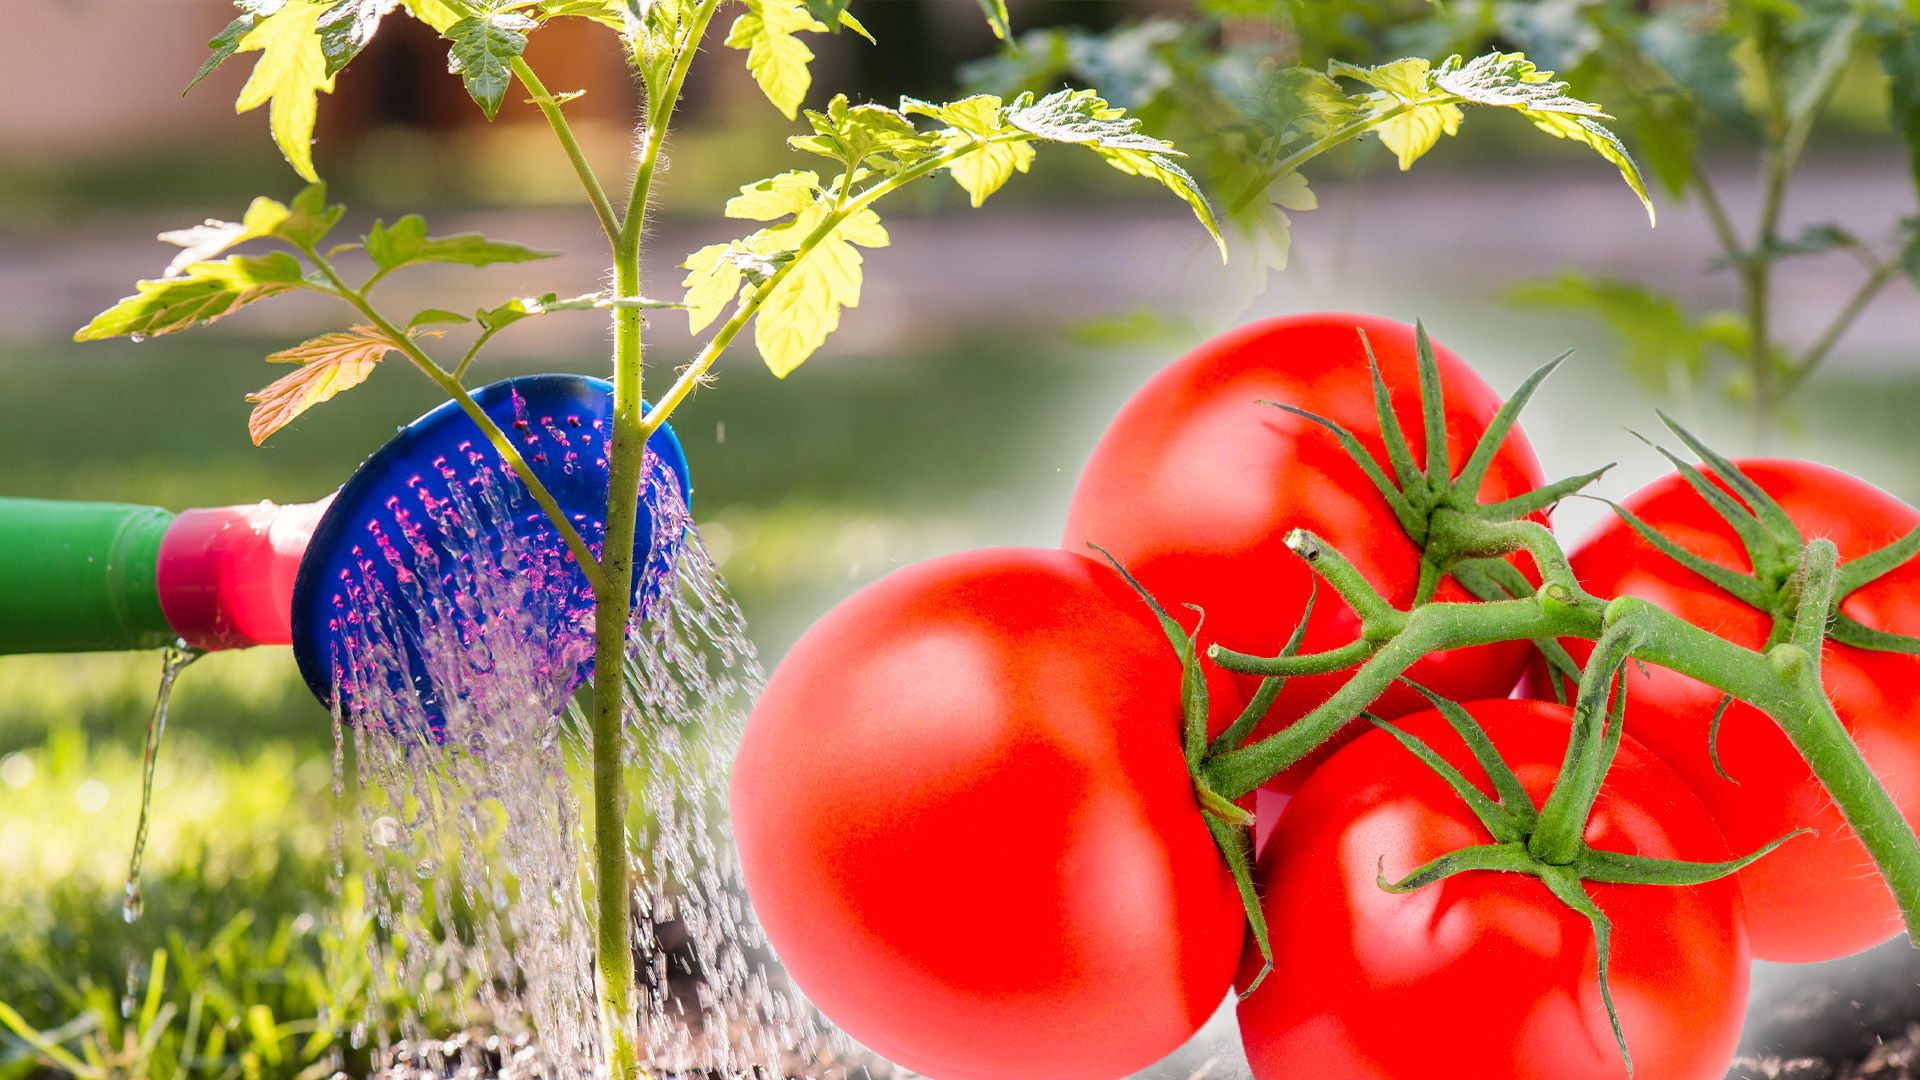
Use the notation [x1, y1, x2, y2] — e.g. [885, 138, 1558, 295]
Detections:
[2, 0, 1917, 1075]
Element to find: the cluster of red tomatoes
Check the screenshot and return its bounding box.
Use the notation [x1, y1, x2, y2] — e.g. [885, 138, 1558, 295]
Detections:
[728, 314, 1920, 1080]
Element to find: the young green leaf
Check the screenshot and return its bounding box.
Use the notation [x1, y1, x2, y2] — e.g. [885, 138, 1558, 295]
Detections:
[317, 0, 400, 75]
[75, 254, 308, 341]
[918, 95, 1037, 205]
[366, 215, 557, 272]
[724, 0, 828, 120]
[681, 170, 889, 376]
[232, 0, 338, 183]
[186, 14, 258, 95]
[446, 14, 534, 120]
[246, 326, 401, 443]
[407, 308, 472, 329]
[1330, 57, 1462, 171]
[974, 0, 1010, 41]
[789, 96, 937, 177]
[274, 182, 348, 249]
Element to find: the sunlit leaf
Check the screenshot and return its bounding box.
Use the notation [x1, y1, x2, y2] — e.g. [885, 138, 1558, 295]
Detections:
[1431, 51, 1607, 116]
[246, 326, 397, 444]
[75, 254, 307, 341]
[1002, 88, 1179, 154]
[233, 1, 338, 183]
[366, 215, 556, 271]
[1522, 109, 1655, 225]
[680, 243, 745, 335]
[724, 0, 827, 120]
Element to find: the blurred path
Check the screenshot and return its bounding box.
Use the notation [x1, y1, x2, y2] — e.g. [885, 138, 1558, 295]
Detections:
[4, 154, 1915, 370]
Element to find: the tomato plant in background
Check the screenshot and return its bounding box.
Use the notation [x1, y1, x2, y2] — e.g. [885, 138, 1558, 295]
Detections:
[729, 547, 1242, 1080]
[1533, 456, 1920, 962]
[1236, 699, 1751, 1080]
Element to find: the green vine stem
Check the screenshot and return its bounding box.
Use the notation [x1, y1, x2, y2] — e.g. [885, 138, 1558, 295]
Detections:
[580, 4, 722, 1075]
[1205, 521, 1920, 942]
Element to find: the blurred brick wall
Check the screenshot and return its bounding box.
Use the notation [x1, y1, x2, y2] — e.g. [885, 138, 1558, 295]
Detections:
[1, 0, 257, 152]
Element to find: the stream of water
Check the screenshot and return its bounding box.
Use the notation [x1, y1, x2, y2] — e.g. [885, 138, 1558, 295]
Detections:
[121, 639, 207, 925]
[321, 452, 866, 1078]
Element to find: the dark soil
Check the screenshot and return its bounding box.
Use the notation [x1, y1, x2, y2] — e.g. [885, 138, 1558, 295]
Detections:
[1729, 936, 1920, 1079]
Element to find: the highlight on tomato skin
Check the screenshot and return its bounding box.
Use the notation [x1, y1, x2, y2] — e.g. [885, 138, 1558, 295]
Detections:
[1063, 312, 1546, 744]
[1235, 699, 1750, 1080]
[1530, 459, 1920, 963]
[729, 546, 1245, 1080]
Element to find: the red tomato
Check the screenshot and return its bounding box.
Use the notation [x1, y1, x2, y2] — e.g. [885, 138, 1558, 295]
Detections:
[730, 547, 1244, 1080]
[1062, 313, 1545, 751]
[1530, 460, 1920, 961]
[1236, 699, 1749, 1080]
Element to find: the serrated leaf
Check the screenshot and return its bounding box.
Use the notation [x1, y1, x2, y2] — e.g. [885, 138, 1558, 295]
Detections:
[1522, 109, 1655, 225]
[187, 14, 258, 95]
[367, 215, 557, 271]
[724, 0, 827, 120]
[275, 181, 346, 248]
[75, 253, 307, 341]
[950, 139, 1036, 206]
[725, 170, 821, 220]
[695, 171, 887, 375]
[446, 15, 530, 121]
[975, 0, 1010, 41]
[753, 207, 885, 376]
[792, 95, 936, 174]
[680, 243, 745, 335]
[1431, 51, 1608, 117]
[1269, 171, 1316, 212]
[156, 196, 290, 276]
[1097, 147, 1227, 261]
[1003, 88, 1180, 154]
[318, 0, 400, 75]
[233, 1, 338, 184]
[246, 326, 396, 444]
[1331, 57, 1462, 171]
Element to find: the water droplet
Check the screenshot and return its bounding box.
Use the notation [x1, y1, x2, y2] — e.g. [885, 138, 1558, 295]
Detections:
[129, 333, 146, 343]
[371, 815, 401, 846]
[122, 883, 145, 923]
